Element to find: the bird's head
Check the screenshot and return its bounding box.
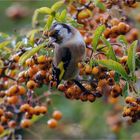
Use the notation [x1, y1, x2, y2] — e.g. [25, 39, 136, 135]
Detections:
[48, 22, 72, 45]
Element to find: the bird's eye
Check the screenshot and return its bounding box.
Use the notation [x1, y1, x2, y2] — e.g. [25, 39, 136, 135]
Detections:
[53, 30, 59, 36]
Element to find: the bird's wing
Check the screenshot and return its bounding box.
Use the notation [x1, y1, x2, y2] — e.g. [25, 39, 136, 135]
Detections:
[53, 47, 72, 85]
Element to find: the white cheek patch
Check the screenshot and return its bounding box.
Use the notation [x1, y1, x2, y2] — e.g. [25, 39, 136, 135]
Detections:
[55, 25, 62, 30]
[59, 28, 68, 37]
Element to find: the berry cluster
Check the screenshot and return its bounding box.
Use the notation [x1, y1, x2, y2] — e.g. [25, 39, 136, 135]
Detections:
[123, 96, 140, 123]
[58, 64, 122, 102]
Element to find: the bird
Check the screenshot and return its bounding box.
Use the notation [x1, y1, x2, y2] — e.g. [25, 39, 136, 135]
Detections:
[48, 22, 88, 92]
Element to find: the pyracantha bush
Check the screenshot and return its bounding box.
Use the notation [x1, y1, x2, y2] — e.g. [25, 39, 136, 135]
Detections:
[0, 0, 140, 139]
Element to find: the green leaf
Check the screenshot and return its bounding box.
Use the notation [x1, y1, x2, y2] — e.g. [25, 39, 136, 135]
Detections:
[101, 36, 117, 61]
[44, 15, 54, 30]
[122, 82, 129, 97]
[31, 114, 43, 124]
[0, 129, 11, 138]
[19, 42, 47, 65]
[59, 9, 67, 22]
[0, 40, 11, 49]
[32, 7, 52, 28]
[51, 1, 64, 11]
[0, 32, 9, 38]
[98, 59, 129, 80]
[117, 35, 128, 46]
[92, 25, 105, 51]
[27, 29, 39, 46]
[94, 0, 106, 11]
[36, 7, 52, 14]
[127, 40, 138, 75]
[15, 41, 24, 51]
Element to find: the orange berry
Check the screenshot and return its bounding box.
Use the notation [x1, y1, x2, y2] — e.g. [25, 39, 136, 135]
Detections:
[80, 94, 88, 101]
[5, 111, 13, 119]
[26, 80, 37, 89]
[47, 119, 58, 129]
[7, 95, 19, 105]
[53, 110, 62, 120]
[20, 119, 32, 128]
[110, 26, 119, 37]
[11, 54, 20, 62]
[110, 18, 120, 26]
[103, 28, 111, 38]
[1, 116, 8, 124]
[25, 58, 34, 66]
[85, 65, 92, 74]
[18, 86, 26, 95]
[0, 125, 4, 134]
[34, 106, 41, 115]
[112, 84, 122, 94]
[37, 55, 46, 64]
[87, 94, 96, 102]
[0, 109, 4, 117]
[20, 104, 30, 112]
[8, 120, 17, 128]
[92, 67, 99, 75]
[58, 84, 66, 92]
[40, 106, 48, 114]
[125, 96, 136, 103]
[78, 9, 92, 20]
[6, 85, 18, 96]
[118, 22, 130, 33]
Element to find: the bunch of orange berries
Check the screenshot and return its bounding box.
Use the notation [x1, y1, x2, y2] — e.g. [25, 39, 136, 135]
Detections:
[123, 96, 140, 123]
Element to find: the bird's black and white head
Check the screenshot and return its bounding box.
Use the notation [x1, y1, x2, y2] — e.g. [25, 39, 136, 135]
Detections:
[48, 23, 73, 45]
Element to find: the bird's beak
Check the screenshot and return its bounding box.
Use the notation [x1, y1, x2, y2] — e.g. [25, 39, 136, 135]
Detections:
[48, 37, 56, 48]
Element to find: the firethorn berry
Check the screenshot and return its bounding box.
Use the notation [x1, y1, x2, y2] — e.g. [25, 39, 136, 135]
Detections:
[5, 111, 14, 119]
[8, 120, 17, 128]
[111, 84, 122, 97]
[58, 84, 66, 92]
[110, 26, 119, 37]
[78, 9, 92, 20]
[1, 116, 8, 124]
[85, 65, 92, 74]
[52, 110, 62, 121]
[107, 78, 115, 86]
[18, 86, 26, 95]
[125, 96, 136, 103]
[110, 18, 120, 26]
[26, 80, 37, 89]
[84, 35, 92, 45]
[20, 119, 32, 128]
[40, 106, 48, 114]
[37, 55, 46, 64]
[25, 112, 33, 119]
[80, 94, 88, 102]
[98, 79, 107, 88]
[6, 85, 18, 96]
[87, 94, 96, 102]
[92, 67, 99, 75]
[0, 125, 4, 134]
[34, 106, 41, 115]
[11, 54, 20, 62]
[118, 22, 130, 34]
[79, 0, 87, 4]
[0, 109, 4, 117]
[25, 58, 35, 66]
[7, 95, 19, 105]
[103, 28, 111, 38]
[20, 104, 31, 112]
[47, 119, 58, 129]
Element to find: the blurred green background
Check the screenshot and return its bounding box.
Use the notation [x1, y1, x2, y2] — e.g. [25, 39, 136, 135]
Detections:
[0, 0, 140, 140]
